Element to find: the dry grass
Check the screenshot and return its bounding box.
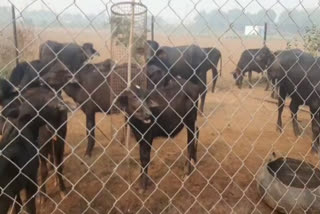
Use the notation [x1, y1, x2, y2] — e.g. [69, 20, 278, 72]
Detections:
[0, 25, 38, 77]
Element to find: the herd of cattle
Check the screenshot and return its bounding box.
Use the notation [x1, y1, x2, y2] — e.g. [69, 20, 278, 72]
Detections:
[0, 39, 318, 213]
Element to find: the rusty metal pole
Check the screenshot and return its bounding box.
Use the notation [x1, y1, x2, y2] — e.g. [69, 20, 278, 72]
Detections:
[12, 4, 19, 65]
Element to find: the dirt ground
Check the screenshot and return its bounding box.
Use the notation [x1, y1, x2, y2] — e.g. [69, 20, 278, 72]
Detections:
[7, 31, 320, 213]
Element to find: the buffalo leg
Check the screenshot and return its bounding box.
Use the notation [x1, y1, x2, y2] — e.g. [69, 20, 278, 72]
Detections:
[271, 79, 279, 99]
[39, 155, 48, 205]
[277, 86, 286, 133]
[199, 72, 207, 114]
[248, 71, 252, 88]
[25, 179, 37, 214]
[289, 99, 302, 136]
[199, 91, 206, 114]
[54, 123, 67, 197]
[237, 73, 243, 89]
[185, 119, 198, 176]
[139, 138, 152, 190]
[310, 105, 320, 153]
[0, 195, 12, 214]
[85, 113, 96, 157]
[48, 153, 54, 170]
[265, 74, 270, 91]
[12, 194, 22, 214]
[38, 126, 52, 205]
[211, 67, 218, 93]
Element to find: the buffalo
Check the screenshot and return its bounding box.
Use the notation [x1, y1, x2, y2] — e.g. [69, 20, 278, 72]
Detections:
[9, 59, 68, 91]
[143, 40, 221, 113]
[42, 59, 115, 157]
[117, 78, 199, 190]
[202, 47, 222, 93]
[267, 49, 320, 153]
[0, 88, 67, 214]
[233, 46, 273, 89]
[39, 40, 99, 73]
[0, 78, 69, 206]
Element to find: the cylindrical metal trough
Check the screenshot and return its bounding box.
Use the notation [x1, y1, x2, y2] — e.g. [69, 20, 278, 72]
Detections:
[256, 156, 320, 213]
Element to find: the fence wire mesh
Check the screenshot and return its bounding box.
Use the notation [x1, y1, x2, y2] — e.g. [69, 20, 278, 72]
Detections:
[1, 0, 320, 213]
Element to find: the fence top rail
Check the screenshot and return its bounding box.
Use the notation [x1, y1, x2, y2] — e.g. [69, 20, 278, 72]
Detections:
[111, 2, 147, 16]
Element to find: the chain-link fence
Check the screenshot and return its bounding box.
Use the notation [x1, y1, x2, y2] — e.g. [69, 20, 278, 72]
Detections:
[1, 0, 320, 213]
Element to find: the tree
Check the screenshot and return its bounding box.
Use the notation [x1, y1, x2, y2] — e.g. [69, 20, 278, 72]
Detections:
[253, 9, 277, 25]
[277, 10, 311, 34]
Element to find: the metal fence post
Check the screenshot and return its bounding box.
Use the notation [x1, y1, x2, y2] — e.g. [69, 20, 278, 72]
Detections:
[151, 15, 154, 41]
[11, 4, 19, 66]
[263, 22, 267, 45]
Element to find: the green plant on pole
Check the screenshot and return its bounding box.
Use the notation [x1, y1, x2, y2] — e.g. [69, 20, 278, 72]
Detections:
[111, 16, 144, 64]
[303, 25, 320, 56]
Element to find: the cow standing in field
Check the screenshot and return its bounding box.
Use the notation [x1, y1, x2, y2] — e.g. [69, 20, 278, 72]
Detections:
[267, 49, 320, 153]
[9, 59, 68, 90]
[39, 40, 99, 73]
[202, 47, 222, 93]
[233, 46, 273, 89]
[42, 59, 115, 157]
[117, 78, 200, 190]
[143, 40, 221, 113]
[9, 41, 99, 91]
[267, 49, 304, 99]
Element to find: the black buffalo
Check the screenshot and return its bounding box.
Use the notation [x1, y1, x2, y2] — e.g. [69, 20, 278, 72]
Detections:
[0, 88, 67, 214]
[117, 78, 199, 190]
[9, 59, 67, 90]
[202, 47, 222, 93]
[233, 46, 273, 89]
[0, 78, 69, 206]
[39, 40, 99, 73]
[267, 48, 304, 98]
[144, 40, 220, 113]
[42, 59, 114, 157]
[267, 49, 320, 153]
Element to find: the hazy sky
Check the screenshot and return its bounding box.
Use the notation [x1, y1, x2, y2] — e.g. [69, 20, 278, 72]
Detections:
[3, 0, 320, 23]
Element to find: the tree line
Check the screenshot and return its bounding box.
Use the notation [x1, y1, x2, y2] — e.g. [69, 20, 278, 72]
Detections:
[188, 9, 320, 36]
[1, 6, 320, 36]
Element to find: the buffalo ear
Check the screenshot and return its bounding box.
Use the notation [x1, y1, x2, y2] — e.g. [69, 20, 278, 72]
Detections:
[56, 102, 68, 112]
[117, 94, 129, 109]
[6, 107, 20, 119]
[103, 59, 115, 71]
[147, 40, 159, 50]
[156, 49, 168, 61]
[147, 98, 159, 108]
[17, 106, 37, 123]
[82, 43, 99, 57]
